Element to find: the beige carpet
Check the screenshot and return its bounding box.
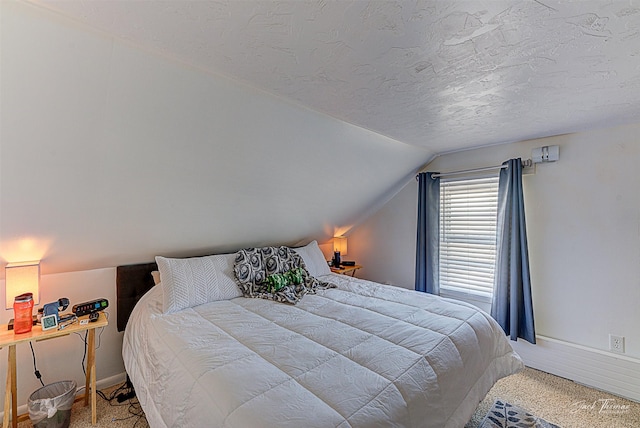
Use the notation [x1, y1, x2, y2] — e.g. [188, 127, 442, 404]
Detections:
[466, 367, 640, 428]
[13, 367, 640, 427]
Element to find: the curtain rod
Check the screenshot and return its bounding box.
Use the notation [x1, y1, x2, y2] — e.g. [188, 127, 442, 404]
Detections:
[417, 158, 533, 180]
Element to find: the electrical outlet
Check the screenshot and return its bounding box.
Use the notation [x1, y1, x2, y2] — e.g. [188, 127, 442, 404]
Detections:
[609, 334, 625, 353]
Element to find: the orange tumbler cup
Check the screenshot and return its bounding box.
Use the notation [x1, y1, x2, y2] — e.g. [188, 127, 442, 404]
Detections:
[13, 292, 34, 334]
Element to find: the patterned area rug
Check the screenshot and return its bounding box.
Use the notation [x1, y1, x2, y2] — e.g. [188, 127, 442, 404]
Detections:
[481, 400, 561, 428]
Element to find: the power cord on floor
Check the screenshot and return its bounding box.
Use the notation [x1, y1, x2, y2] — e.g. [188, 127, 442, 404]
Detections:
[106, 375, 136, 403]
[111, 399, 148, 428]
[97, 376, 148, 427]
[94, 375, 135, 405]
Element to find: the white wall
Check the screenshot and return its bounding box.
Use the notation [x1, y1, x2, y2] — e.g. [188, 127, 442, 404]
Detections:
[349, 123, 640, 361]
[0, 0, 433, 410]
[0, 0, 432, 275]
[346, 177, 418, 289]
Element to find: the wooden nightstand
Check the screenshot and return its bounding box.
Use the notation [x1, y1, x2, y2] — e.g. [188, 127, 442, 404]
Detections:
[330, 265, 363, 277]
[0, 312, 108, 427]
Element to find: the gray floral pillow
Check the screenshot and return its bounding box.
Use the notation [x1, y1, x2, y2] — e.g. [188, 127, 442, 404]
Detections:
[234, 246, 335, 304]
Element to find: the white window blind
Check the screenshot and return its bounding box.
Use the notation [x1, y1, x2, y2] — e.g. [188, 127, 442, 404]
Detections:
[439, 176, 499, 299]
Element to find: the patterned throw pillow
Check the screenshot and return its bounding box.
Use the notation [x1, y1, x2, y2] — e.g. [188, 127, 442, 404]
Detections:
[234, 246, 335, 304]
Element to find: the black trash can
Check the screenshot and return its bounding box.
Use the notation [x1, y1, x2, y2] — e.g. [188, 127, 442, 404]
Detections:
[28, 380, 77, 428]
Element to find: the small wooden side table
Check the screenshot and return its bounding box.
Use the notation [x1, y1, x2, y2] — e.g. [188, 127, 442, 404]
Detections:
[330, 264, 363, 277]
[0, 312, 108, 427]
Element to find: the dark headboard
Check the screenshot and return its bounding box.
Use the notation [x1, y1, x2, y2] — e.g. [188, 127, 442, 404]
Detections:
[116, 262, 157, 332]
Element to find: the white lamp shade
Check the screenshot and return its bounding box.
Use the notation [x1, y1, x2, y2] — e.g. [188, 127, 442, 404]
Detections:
[5, 261, 40, 309]
[333, 236, 348, 255]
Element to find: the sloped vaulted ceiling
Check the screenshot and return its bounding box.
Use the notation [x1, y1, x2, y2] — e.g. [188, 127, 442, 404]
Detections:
[30, 0, 640, 151]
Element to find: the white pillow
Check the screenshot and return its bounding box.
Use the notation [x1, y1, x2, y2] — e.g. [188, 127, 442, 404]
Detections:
[156, 253, 242, 314]
[293, 240, 331, 277]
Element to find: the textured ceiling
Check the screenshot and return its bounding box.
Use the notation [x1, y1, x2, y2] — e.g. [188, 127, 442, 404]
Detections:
[33, 0, 640, 152]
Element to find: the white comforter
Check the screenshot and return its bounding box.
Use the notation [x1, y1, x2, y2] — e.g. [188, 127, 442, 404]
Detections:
[123, 274, 523, 428]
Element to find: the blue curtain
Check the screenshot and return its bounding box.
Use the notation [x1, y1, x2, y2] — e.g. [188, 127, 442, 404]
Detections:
[491, 159, 536, 343]
[415, 172, 440, 294]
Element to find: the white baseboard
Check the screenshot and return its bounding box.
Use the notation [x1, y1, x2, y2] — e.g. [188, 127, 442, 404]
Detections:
[1, 372, 127, 421]
[511, 336, 640, 403]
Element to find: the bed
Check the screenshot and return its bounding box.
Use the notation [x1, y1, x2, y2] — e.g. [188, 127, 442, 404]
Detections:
[118, 241, 523, 428]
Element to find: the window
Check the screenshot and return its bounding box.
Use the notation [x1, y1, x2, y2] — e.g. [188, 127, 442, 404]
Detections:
[439, 175, 499, 301]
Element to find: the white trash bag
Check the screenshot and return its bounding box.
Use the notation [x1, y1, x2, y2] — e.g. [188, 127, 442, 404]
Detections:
[28, 380, 77, 428]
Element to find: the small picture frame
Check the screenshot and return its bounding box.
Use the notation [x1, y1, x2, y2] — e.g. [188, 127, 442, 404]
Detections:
[41, 314, 58, 331]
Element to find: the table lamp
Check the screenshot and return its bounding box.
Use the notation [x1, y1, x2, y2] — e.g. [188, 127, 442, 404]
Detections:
[5, 261, 40, 310]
